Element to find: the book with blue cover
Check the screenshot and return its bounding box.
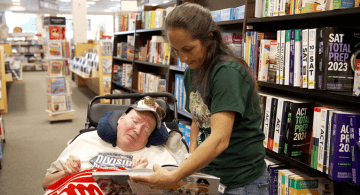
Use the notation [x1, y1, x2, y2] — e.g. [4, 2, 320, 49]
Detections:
[329, 111, 353, 182]
[349, 114, 360, 186]
[289, 29, 295, 87]
[50, 78, 66, 95]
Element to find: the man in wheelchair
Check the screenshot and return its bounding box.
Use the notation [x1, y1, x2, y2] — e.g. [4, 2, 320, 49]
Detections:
[42, 96, 187, 194]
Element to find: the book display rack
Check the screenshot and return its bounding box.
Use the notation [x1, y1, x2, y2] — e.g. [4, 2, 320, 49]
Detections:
[0, 46, 8, 114]
[43, 17, 74, 122]
[72, 41, 112, 104]
[110, 0, 360, 194]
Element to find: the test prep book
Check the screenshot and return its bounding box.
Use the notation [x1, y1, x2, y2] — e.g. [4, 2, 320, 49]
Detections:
[350, 114, 360, 186]
[92, 168, 220, 195]
[329, 111, 353, 182]
[318, 27, 360, 91]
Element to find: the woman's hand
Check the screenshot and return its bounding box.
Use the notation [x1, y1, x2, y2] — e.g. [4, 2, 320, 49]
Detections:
[132, 155, 148, 168]
[63, 155, 81, 176]
[130, 164, 179, 189]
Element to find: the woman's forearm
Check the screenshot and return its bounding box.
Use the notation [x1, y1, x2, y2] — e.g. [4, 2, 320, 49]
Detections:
[189, 118, 199, 153]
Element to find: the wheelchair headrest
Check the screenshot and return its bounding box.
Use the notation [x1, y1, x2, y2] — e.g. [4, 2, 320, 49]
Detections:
[97, 97, 170, 148]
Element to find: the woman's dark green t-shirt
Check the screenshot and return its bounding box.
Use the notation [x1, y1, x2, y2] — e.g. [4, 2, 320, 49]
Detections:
[184, 61, 266, 189]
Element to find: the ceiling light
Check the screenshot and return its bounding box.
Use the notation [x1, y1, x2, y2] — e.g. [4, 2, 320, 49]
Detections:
[110, 0, 120, 1]
[86, 2, 95, 4]
[60, 0, 71, 2]
[86, 5, 90, 7]
[12, 0, 20, 2]
[163, 0, 170, 3]
[13, 2, 21, 5]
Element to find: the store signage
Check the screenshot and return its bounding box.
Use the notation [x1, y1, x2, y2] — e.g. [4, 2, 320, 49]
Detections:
[44, 17, 66, 26]
[39, 0, 59, 13]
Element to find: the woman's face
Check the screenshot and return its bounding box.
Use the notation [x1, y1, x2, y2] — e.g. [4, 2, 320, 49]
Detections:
[167, 28, 209, 69]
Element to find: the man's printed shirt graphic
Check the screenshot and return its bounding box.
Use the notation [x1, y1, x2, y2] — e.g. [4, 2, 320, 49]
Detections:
[89, 153, 133, 169]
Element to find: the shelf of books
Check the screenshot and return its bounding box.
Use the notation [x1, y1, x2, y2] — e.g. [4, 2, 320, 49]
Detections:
[0, 46, 8, 114]
[236, 0, 360, 193]
[44, 17, 74, 122]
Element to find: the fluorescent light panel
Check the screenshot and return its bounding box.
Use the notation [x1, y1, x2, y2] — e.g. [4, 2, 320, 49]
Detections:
[86, 2, 96, 4]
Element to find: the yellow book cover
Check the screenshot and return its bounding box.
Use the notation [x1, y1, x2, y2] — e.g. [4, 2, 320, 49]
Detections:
[163, 42, 170, 65]
[151, 10, 155, 29]
[293, 176, 334, 195]
[278, 169, 299, 195]
[245, 32, 251, 65]
[356, 0, 360, 7]
[295, 0, 302, 14]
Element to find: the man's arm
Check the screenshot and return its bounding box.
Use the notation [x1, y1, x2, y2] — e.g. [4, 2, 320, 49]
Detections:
[42, 155, 81, 190]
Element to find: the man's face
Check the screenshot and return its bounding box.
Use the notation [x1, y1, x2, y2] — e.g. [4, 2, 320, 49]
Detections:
[116, 109, 156, 152]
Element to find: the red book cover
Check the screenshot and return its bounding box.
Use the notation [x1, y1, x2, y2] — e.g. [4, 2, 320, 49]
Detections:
[49, 26, 62, 40]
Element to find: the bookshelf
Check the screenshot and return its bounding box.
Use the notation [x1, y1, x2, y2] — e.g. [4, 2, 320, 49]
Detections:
[0, 46, 8, 114]
[111, 1, 360, 193]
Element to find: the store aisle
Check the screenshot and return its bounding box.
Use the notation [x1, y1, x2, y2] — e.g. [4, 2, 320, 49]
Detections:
[0, 71, 98, 195]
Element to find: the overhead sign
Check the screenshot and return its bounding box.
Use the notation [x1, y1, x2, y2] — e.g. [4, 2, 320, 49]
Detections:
[39, 0, 59, 13]
[44, 17, 66, 26]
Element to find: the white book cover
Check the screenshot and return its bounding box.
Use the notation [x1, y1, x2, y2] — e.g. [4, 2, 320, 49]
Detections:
[280, 30, 286, 85]
[308, 28, 317, 89]
[268, 0, 274, 16]
[255, 0, 264, 18]
[284, 30, 291, 85]
[276, 30, 281, 84]
[51, 95, 66, 112]
[258, 39, 271, 81]
[273, 0, 280, 16]
[279, 0, 287, 15]
[302, 29, 309, 88]
[124, 64, 132, 88]
[273, 97, 288, 153]
[263, 96, 273, 148]
[312, 107, 322, 169]
[179, 75, 184, 110]
[294, 29, 302, 87]
[318, 108, 329, 172]
[353, 58, 360, 96]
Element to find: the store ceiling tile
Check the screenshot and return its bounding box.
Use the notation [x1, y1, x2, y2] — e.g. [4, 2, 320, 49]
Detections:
[0, 0, 131, 14]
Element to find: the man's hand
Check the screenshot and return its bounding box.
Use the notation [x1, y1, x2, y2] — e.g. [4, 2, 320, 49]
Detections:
[130, 164, 179, 189]
[132, 155, 148, 168]
[63, 155, 81, 176]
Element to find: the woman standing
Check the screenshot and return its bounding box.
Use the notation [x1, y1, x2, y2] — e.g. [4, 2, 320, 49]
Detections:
[131, 3, 268, 194]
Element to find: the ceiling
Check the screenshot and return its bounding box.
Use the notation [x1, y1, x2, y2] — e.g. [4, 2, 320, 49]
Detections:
[0, 0, 137, 14]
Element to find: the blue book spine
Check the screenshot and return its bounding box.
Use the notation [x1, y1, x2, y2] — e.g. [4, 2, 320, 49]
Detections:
[350, 114, 360, 186]
[174, 74, 180, 107]
[329, 112, 352, 182]
[289, 29, 295, 86]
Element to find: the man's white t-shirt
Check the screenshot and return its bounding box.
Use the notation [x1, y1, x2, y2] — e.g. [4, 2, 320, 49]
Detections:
[46, 131, 179, 175]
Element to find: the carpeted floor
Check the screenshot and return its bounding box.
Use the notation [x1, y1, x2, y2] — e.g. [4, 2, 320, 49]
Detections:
[0, 71, 98, 195]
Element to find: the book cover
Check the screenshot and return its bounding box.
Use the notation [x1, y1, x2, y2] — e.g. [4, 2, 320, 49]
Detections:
[50, 78, 65, 95]
[329, 111, 352, 182]
[353, 47, 360, 96]
[51, 95, 67, 112]
[103, 77, 111, 93]
[294, 29, 302, 87]
[319, 27, 360, 91]
[163, 42, 171, 65]
[258, 39, 271, 81]
[269, 164, 290, 195]
[263, 96, 273, 148]
[317, 108, 334, 173]
[269, 0, 275, 16]
[273, 97, 291, 154]
[289, 29, 296, 86]
[311, 107, 322, 169]
[284, 30, 291, 85]
[245, 31, 252, 65]
[268, 97, 278, 150]
[48, 60, 63, 77]
[292, 176, 334, 195]
[264, 0, 270, 17]
[308, 28, 318, 89]
[326, 110, 337, 174]
[92, 168, 220, 195]
[127, 36, 135, 60]
[48, 26, 64, 40]
[48, 41, 62, 59]
[268, 40, 278, 83]
[302, 29, 309, 88]
[276, 30, 282, 84]
[280, 30, 286, 85]
[124, 64, 132, 88]
[333, 0, 354, 9]
[259, 94, 267, 133]
[350, 114, 360, 186]
[102, 59, 112, 75]
[66, 94, 72, 111]
[302, 0, 315, 13]
[121, 43, 128, 59]
[273, 0, 280, 16]
[283, 101, 314, 163]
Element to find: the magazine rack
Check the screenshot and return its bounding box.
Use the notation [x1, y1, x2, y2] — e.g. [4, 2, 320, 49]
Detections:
[44, 17, 74, 122]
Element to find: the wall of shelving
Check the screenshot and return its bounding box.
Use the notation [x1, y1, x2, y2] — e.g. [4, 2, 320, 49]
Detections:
[110, 1, 360, 194]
